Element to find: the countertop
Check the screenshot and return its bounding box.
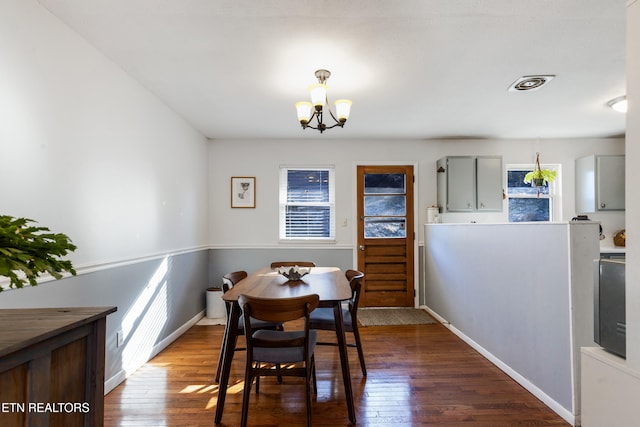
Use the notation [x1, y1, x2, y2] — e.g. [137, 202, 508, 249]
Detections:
[600, 239, 626, 253]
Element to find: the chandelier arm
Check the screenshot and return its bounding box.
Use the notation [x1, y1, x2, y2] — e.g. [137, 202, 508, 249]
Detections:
[322, 122, 345, 130]
[302, 122, 342, 132]
[301, 111, 320, 130]
[326, 104, 341, 125]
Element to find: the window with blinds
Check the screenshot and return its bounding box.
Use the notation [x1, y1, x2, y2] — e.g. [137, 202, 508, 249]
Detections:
[279, 167, 335, 240]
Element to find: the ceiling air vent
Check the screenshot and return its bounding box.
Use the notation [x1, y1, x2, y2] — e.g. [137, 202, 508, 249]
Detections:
[508, 75, 555, 92]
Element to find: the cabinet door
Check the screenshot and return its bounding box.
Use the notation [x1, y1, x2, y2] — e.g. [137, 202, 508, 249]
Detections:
[476, 157, 503, 211]
[597, 155, 625, 210]
[446, 157, 475, 211]
[575, 155, 596, 213]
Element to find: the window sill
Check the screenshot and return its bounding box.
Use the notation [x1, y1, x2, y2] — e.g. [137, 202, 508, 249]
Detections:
[278, 238, 337, 245]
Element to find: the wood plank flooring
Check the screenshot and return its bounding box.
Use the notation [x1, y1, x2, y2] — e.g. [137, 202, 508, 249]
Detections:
[104, 320, 570, 426]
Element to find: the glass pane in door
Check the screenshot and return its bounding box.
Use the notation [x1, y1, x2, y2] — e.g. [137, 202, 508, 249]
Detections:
[364, 217, 406, 238]
[364, 174, 405, 194]
[363, 172, 407, 238]
[364, 195, 406, 216]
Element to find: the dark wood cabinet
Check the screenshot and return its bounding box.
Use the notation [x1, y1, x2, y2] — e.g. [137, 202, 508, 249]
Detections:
[0, 307, 116, 427]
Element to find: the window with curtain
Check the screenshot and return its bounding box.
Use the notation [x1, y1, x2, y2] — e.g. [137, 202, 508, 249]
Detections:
[279, 167, 335, 240]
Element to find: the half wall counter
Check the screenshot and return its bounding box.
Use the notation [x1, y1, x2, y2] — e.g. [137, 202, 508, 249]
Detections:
[423, 222, 599, 426]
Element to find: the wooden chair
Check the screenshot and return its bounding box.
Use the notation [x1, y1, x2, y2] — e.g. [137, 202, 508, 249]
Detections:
[270, 261, 316, 269]
[238, 293, 320, 427]
[214, 271, 283, 383]
[308, 269, 367, 376]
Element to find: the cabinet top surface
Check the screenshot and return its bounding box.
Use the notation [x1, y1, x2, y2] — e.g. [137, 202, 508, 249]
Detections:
[0, 306, 116, 357]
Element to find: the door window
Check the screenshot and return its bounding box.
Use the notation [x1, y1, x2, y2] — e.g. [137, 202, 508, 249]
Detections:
[363, 173, 406, 238]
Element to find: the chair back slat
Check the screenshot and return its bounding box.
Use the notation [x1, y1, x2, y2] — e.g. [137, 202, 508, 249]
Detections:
[222, 271, 247, 293]
[345, 269, 364, 309]
[239, 294, 319, 324]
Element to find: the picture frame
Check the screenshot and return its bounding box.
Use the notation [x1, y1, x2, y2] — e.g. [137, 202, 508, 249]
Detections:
[231, 176, 256, 208]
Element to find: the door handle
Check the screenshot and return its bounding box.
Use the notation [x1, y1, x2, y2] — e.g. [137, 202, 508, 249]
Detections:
[359, 245, 365, 251]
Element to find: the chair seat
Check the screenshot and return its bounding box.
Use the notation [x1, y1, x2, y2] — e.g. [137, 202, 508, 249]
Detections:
[309, 307, 353, 331]
[252, 330, 318, 363]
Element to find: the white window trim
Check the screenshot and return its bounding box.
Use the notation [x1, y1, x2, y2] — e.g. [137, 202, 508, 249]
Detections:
[278, 166, 336, 242]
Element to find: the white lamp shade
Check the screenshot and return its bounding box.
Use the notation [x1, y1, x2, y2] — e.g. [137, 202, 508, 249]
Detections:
[334, 99, 352, 122]
[295, 101, 313, 123]
[308, 83, 327, 108]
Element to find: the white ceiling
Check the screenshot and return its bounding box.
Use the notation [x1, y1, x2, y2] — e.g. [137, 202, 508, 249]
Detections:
[37, 0, 627, 140]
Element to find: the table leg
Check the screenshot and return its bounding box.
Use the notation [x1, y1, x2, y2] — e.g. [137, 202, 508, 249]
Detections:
[214, 302, 240, 424]
[333, 302, 356, 424]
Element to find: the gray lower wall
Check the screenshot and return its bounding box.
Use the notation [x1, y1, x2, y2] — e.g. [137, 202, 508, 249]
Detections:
[0, 250, 210, 388]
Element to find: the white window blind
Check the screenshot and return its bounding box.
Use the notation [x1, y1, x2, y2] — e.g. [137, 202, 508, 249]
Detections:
[279, 167, 335, 240]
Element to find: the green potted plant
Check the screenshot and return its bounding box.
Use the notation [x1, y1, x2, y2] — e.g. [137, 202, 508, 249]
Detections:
[0, 215, 77, 291]
[523, 152, 557, 187]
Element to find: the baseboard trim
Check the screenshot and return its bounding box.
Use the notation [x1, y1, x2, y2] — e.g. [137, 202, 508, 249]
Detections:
[104, 310, 205, 394]
[421, 305, 576, 426]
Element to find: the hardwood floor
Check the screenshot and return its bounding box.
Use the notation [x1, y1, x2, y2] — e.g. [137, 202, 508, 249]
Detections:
[104, 320, 570, 426]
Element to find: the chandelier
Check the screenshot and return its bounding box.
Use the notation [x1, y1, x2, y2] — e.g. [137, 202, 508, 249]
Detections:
[295, 69, 352, 133]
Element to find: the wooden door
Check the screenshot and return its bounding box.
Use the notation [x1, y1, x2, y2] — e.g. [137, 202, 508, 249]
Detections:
[357, 165, 414, 307]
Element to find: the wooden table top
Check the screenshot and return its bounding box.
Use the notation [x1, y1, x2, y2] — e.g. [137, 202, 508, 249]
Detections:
[0, 306, 117, 358]
[222, 267, 351, 302]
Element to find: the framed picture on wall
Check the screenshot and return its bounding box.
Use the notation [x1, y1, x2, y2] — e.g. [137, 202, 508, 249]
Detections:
[231, 176, 256, 208]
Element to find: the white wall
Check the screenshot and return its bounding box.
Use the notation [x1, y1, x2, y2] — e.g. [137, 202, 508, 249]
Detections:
[209, 138, 437, 247]
[625, 0, 640, 372]
[0, 0, 211, 392]
[209, 137, 624, 247]
[0, 0, 209, 271]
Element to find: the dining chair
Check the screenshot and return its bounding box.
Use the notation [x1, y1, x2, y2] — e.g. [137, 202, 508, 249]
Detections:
[270, 261, 316, 268]
[214, 271, 283, 383]
[308, 269, 367, 376]
[238, 293, 320, 427]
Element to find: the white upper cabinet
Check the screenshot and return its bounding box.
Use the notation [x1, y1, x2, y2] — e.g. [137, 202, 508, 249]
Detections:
[575, 154, 625, 213]
[476, 157, 503, 211]
[437, 156, 503, 213]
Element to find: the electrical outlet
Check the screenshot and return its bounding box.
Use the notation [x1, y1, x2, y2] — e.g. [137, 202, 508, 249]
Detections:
[117, 330, 124, 347]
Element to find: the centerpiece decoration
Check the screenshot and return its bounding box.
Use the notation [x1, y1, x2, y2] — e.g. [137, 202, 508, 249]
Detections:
[277, 265, 311, 281]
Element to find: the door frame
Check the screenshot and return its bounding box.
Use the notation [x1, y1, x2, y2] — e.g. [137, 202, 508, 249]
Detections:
[351, 161, 420, 307]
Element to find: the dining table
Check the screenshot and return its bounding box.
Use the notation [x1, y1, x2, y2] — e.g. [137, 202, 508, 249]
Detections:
[214, 266, 356, 424]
